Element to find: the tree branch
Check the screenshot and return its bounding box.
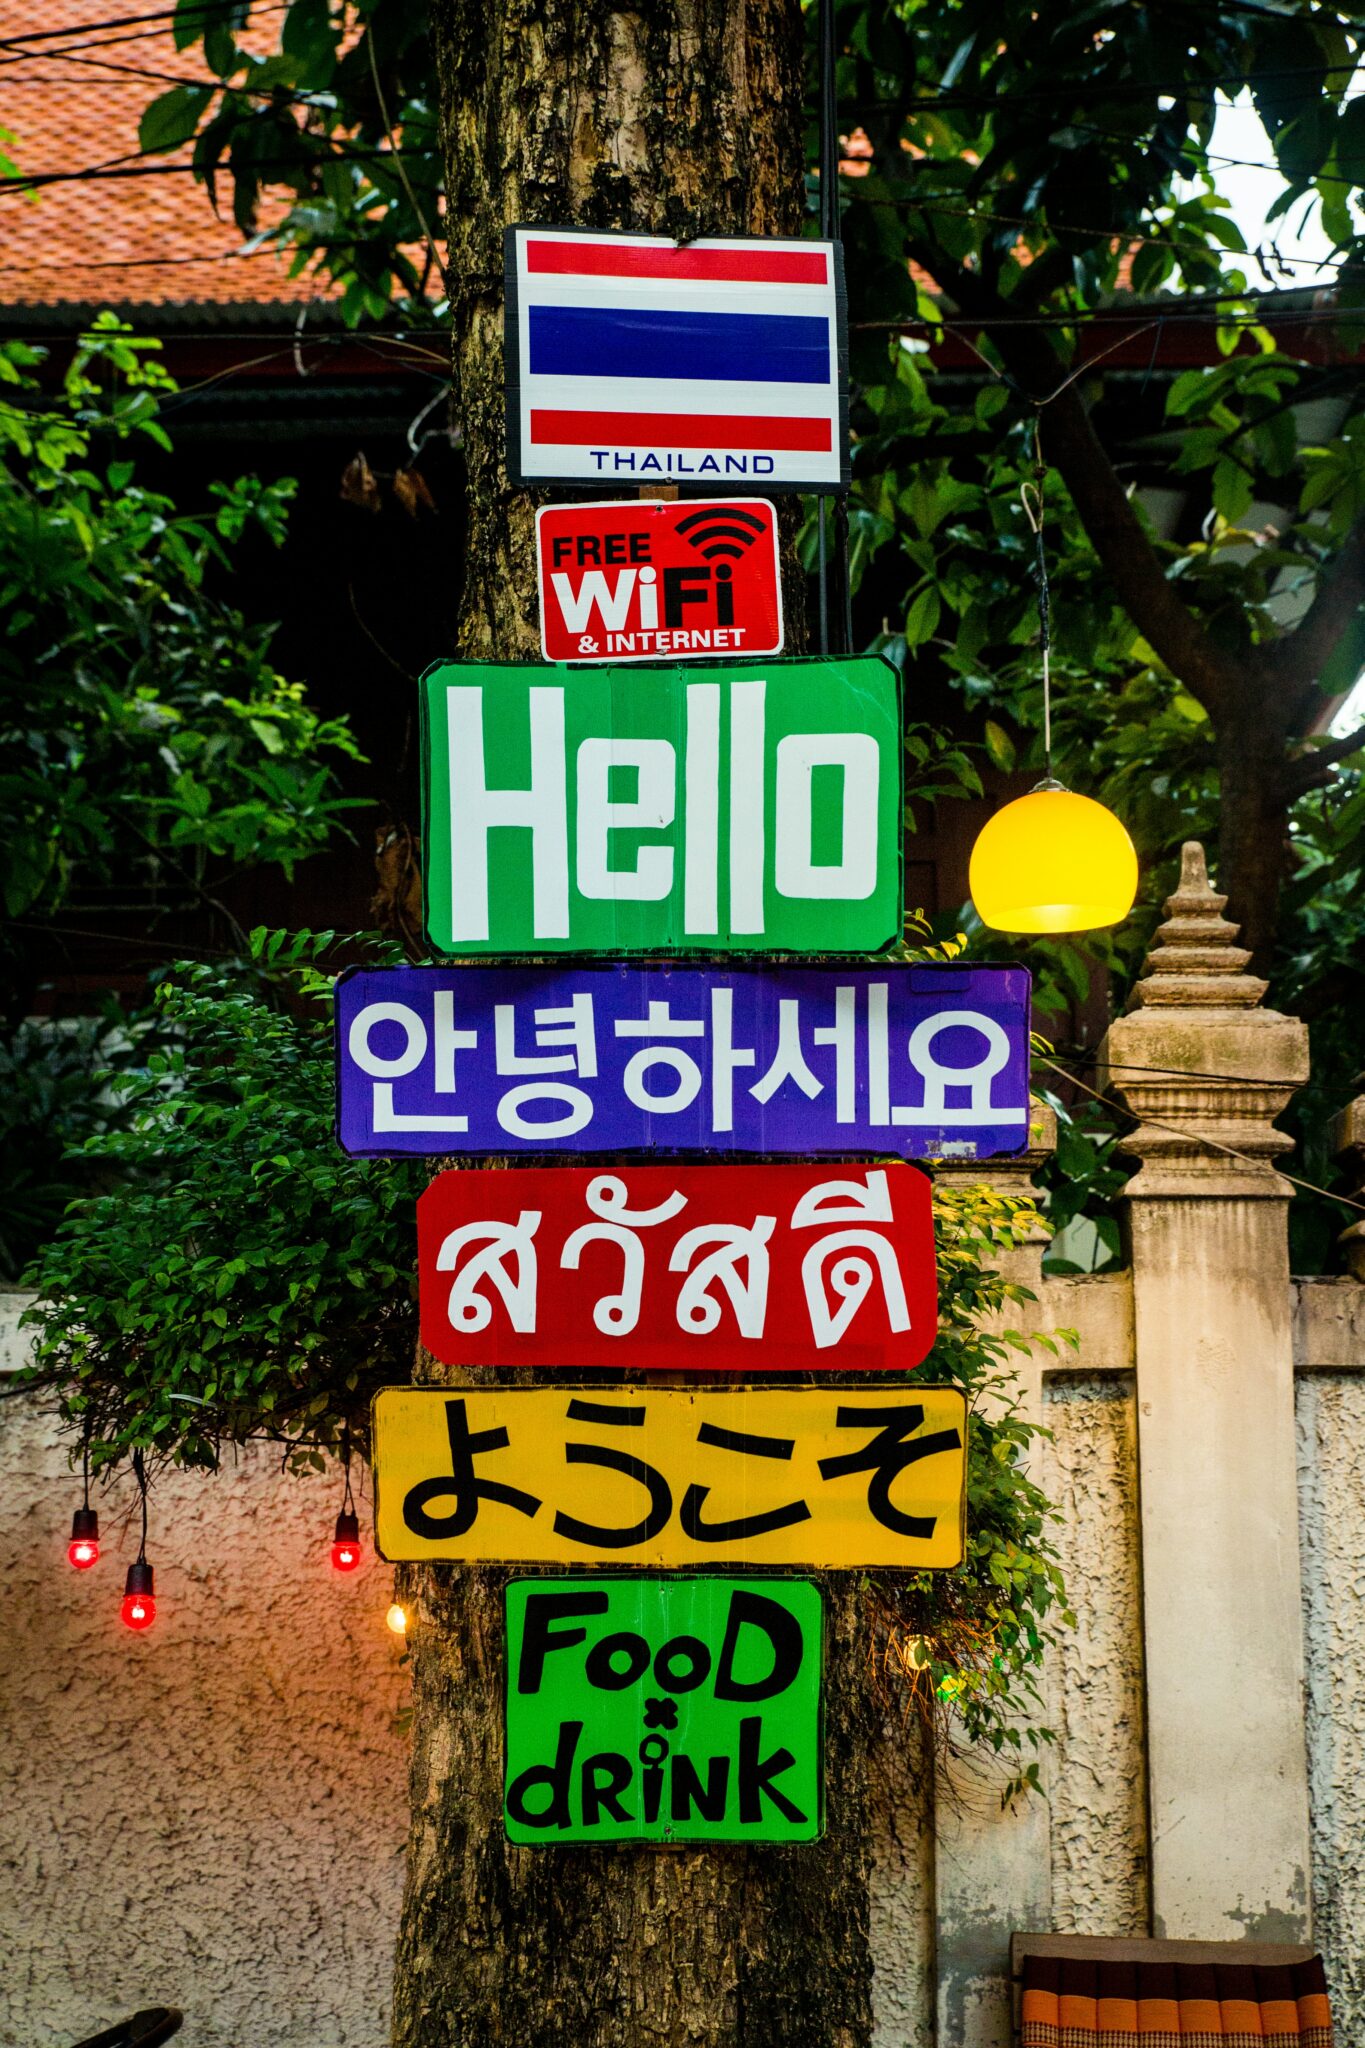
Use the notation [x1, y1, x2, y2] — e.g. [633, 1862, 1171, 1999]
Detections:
[903, 233, 1240, 718]
[1272, 511, 1365, 728]
[1278, 721, 1365, 802]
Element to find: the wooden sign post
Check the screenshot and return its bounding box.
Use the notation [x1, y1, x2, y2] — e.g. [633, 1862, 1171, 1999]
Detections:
[333, 223, 1030, 1892]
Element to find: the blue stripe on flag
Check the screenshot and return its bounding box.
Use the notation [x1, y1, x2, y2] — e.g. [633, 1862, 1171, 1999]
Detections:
[528, 305, 830, 385]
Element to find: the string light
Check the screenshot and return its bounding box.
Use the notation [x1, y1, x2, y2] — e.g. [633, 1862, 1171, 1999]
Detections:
[332, 1512, 362, 1572]
[120, 1451, 157, 1632]
[386, 1603, 408, 1635]
[969, 468, 1138, 935]
[331, 1436, 362, 1572]
[68, 1508, 100, 1570]
[67, 1427, 100, 1570]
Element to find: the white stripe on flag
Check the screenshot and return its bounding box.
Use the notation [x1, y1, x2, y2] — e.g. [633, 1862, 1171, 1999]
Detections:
[519, 277, 833, 315]
[519, 375, 837, 416]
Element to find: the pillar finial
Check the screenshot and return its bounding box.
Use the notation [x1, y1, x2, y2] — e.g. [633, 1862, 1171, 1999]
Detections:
[1100, 841, 1307, 1199]
[1129, 841, 1267, 1010]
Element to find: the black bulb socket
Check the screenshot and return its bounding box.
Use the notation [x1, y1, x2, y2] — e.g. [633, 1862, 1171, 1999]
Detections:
[71, 1505, 99, 1542]
[124, 1559, 155, 1598]
[334, 1509, 360, 1545]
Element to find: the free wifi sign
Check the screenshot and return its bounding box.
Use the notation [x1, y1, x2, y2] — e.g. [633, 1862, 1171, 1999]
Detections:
[536, 497, 783, 664]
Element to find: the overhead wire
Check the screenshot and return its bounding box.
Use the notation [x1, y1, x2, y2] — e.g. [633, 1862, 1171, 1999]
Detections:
[0, 0, 270, 46]
[863, 60, 1364, 120]
[0, 135, 427, 197]
[839, 142, 1365, 194]
[0, 2, 292, 58]
[1035, 1051, 1365, 1215]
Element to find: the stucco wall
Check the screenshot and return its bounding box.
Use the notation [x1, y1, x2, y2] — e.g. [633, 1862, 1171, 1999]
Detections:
[0, 1380, 409, 2048]
[869, 1718, 935, 2048]
[1043, 1371, 1148, 1937]
[1297, 1367, 1365, 2037]
[5, 1268, 1364, 2048]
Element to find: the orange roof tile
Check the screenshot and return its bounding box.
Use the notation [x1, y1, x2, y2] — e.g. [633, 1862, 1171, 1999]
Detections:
[0, 0, 324, 307]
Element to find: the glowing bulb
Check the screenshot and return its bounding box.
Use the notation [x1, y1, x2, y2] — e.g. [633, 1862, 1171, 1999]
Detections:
[386, 1602, 408, 1635]
[68, 1506, 100, 1569]
[331, 1508, 362, 1572]
[121, 1560, 156, 1632]
[969, 786, 1138, 934]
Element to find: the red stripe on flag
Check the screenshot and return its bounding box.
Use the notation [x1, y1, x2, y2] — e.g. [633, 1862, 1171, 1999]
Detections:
[525, 241, 829, 286]
[529, 409, 833, 452]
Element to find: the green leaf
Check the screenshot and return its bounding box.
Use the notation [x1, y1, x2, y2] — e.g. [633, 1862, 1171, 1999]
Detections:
[904, 584, 942, 648]
[1212, 457, 1255, 525]
[983, 719, 1016, 772]
[138, 84, 214, 154]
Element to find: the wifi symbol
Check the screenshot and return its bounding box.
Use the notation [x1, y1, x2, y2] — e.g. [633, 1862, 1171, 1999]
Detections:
[674, 506, 769, 560]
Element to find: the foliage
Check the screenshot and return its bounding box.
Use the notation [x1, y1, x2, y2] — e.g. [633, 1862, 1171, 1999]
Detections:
[0, 315, 364, 944]
[140, 0, 1365, 1271]
[0, 316, 367, 1277]
[873, 1178, 1074, 1791]
[1033, 1088, 1127, 1278]
[1275, 760, 1365, 1271]
[23, 931, 426, 1476]
[140, 0, 440, 324]
[823, 0, 1365, 1265]
[0, 1006, 159, 1280]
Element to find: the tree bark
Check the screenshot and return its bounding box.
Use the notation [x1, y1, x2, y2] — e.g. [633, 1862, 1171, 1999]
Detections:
[1213, 712, 1293, 972]
[390, 8, 879, 2045]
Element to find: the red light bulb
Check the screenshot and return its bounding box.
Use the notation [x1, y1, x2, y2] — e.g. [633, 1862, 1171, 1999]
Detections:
[331, 1508, 362, 1572]
[68, 1505, 100, 1570]
[121, 1560, 156, 1631]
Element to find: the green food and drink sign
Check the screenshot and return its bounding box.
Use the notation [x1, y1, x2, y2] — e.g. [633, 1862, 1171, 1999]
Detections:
[421, 656, 901, 956]
[504, 1577, 822, 1845]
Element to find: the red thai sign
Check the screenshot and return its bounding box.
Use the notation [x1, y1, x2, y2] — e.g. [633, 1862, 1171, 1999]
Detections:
[535, 498, 783, 664]
[417, 1163, 936, 1372]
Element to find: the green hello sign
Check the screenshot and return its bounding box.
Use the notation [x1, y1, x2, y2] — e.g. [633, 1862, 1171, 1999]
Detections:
[504, 1578, 823, 1845]
[421, 657, 902, 956]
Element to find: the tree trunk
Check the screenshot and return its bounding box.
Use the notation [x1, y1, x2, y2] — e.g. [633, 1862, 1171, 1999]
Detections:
[1214, 711, 1290, 974]
[390, 7, 879, 2044]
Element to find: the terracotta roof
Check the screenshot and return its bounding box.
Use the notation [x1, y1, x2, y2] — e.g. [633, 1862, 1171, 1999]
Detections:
[1, 0, 325, 308]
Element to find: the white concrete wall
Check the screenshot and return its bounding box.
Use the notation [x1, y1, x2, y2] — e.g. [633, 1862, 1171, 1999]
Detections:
[870, 1273, 1365, 2045]
[1294, 1279, 1365, 2038]
[1297, 1369, 1365, 2036]
[0, 1352, 409, 2048]
[868, 1719, 935, 2048]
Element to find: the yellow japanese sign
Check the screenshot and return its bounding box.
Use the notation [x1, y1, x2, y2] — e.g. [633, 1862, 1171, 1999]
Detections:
[372, 1385, 967, 1569]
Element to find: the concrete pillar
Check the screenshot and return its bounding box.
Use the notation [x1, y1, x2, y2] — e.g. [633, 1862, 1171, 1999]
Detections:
[1099, 842, 1312, 1941]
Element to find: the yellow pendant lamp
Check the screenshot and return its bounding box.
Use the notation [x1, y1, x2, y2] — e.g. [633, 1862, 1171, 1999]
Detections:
[968, 482, 1138, 935]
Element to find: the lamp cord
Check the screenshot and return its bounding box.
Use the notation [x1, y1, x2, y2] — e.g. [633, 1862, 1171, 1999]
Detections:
[133, 1447, 148, 1565]
[341, 1426, 356, 1519]
[1019, 474, 1053, 781]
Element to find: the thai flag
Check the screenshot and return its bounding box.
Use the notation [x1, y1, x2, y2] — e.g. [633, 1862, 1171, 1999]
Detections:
[504, 227, 848, 491]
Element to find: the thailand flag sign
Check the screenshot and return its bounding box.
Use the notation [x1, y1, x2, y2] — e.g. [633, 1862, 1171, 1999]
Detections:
[504, 226, 849, 491]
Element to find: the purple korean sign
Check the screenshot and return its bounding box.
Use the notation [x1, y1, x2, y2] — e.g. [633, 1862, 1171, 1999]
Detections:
[334, 964, 1030, 1161]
